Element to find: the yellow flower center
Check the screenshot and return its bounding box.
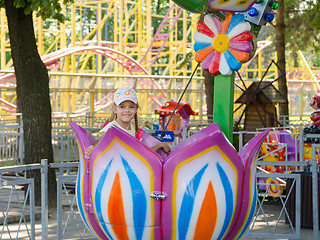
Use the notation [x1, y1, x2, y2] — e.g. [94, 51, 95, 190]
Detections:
[213, 34, 229, 53]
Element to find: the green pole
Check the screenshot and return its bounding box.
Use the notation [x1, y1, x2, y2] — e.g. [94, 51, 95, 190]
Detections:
[213, 72, 235, 143]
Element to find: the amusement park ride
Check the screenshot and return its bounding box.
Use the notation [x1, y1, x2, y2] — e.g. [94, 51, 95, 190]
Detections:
[67, 0, 280, 239]
[0, 0, 318, 240]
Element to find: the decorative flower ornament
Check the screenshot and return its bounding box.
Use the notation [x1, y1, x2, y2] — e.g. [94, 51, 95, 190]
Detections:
[193, 12, 253, 76]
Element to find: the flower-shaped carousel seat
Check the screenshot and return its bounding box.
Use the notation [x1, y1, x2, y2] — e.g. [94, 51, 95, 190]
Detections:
[70, 121, 269, 240]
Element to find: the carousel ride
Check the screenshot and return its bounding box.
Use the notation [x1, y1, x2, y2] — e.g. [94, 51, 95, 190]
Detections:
[70, 121, 269, 240]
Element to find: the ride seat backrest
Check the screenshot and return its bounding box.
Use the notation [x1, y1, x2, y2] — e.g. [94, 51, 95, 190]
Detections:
[279, 129, 299, 154]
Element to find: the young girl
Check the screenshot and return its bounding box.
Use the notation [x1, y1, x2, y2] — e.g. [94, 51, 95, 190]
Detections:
[85, 87, 171, 158]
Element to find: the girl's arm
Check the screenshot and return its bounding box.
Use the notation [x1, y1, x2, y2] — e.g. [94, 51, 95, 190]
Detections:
[85, 132, 106, 158]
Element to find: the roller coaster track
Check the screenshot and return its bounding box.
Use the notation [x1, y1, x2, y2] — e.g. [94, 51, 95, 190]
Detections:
[136, 3, 183, 72]
[0, 46, 167, 113]
[0, 3, 188, 114]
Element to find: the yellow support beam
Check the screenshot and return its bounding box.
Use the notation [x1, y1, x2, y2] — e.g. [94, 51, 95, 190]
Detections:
[298, 50, 320, 89]
[0, 9, 6, 69]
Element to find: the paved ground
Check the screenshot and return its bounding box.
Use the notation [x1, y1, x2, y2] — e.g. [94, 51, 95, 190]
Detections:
[243, 200, 317, 240]
[0, 187, 318, 239]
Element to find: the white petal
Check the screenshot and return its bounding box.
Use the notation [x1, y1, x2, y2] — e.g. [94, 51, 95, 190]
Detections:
[193, 32, 213, 44]
[204, 14, 219, 36]
[219, 53, 233, 76]
[227, 22, 251, 39]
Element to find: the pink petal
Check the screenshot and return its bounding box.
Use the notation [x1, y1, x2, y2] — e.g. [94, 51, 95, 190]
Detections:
[201, 51, 215, 70]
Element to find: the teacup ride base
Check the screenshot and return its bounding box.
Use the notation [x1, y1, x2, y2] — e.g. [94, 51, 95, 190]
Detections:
[69, 121, 269, 240]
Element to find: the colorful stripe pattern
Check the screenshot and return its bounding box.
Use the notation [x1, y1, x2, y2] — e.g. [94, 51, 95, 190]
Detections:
[193, 13, 253, 76]
[70, 121, 269, 240]
[71, 121, 109, 239]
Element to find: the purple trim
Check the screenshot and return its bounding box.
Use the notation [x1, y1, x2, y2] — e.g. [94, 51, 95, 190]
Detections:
[140, 130, 168, 160]
[226, 129, 269, 239]
[171, 122, 222, 154]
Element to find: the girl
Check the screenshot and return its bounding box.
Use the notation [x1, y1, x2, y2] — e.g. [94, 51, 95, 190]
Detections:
[85, 87, 171, 158]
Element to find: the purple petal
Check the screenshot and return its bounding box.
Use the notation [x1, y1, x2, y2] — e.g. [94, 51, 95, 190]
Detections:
[201, 51, 216, 70]
[229, 42, 253, 53]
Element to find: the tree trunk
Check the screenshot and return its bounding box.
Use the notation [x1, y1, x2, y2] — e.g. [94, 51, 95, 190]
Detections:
[276, 0, 289, 119]
[4, 0, 56, 206]
[293, 51, 298, 68]
[203, 70, 214, 123]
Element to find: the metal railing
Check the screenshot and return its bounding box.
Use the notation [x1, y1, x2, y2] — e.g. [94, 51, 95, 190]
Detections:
[56, 174, 95, 239]
[248, 172, 302, 239]
[0, 125, 100, 167]
[0, 161, 47, 240]
[0, 125, 23, 167]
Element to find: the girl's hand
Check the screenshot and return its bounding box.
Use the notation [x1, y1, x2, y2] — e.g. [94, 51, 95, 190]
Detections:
[160, 143, 171, 154]
[85, 145, 95, 158]
[152, 142, 171, 155]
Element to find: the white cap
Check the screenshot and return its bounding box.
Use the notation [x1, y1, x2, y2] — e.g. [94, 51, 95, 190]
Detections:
[113, 87, 138, 105]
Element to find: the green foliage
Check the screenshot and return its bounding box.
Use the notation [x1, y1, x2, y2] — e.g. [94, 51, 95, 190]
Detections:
[233, 122, 243, 151]
[151, 0, 170, 36]
[0, 0, 74, 22]
[310, 54, 320, 67]
[285, 0, 320, 55]
[176, 52, 193, 70]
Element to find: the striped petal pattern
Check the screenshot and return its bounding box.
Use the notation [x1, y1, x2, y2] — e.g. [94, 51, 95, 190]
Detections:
[193, 12, 253, 76]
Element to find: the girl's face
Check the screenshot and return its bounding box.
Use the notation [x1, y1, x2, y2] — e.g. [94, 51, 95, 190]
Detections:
[113, 100, 138, 124]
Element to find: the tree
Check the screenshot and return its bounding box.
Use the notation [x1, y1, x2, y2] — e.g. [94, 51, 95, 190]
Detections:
[276, 0, 288, 118]
[286, 0, 320, 54]
[203, 70, 214, 123]
[275, 0, 320, 118]
[2, 0, 73, 206]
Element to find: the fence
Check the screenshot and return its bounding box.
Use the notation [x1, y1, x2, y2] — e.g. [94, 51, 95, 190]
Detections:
[0, 124, 303, 166]
[0, 125, 23, 167]
[0, 162, 44, 240]
[248, 172, 302, 239]
[55, 172, 94, 239]
[1, 72, 318, 123]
